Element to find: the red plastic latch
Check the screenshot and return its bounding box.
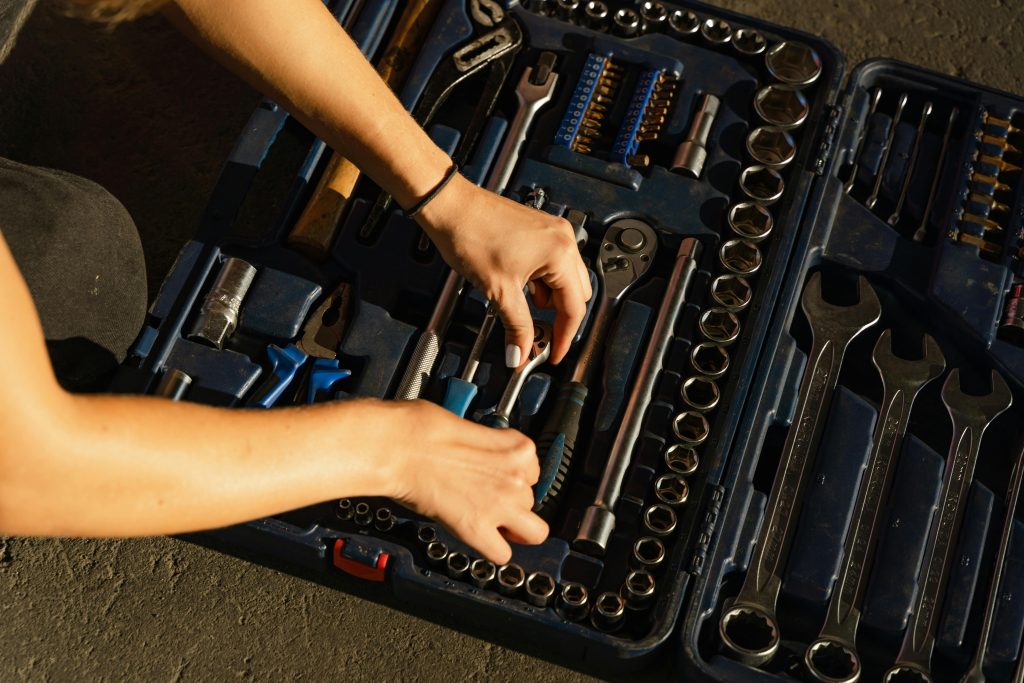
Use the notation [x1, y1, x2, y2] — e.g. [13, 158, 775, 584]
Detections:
[332, 538, 389, 582]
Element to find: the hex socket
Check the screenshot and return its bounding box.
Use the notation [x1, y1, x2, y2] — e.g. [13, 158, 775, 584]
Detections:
[426, 541, 449, 567]
[591, 592, 626, 632]
[746, 126, 797, 169]
[336, 499, 354, 521]
[612, 8, 641, 37]
[690, 342, 731, 378]
[526, 572, 557, 608]
[664, 444, 699, 475]
[654, 473, 690, 506]
[699, 308, 742, 345]
[732, 28, 766, 55]
[765, 41, 823, 86]
[671, 94, 721, 178]
[470, 559, 497, 589]
[622, 570, 657, 609]
[354, 502, 373, 526]
[498, 563, 526, 596]
[668, 9, 699, 35]
[643, 503, 678, 536]
[739, 166, 786, 205]
[554, 0, 580, 20]
[188, 257, 256, 349]
[639, 1, 667, 31]
[632, 536, 667, 570]
[582, 0, 608, 30]
[728, 202, 774, 242]
[681, 375, 721, 412]
[719, 239, 763, 277]
[754, 84, 809, 129]
[673, 411, 711, 445]
[446, 552, 470, 580]
[557, 582, 590, 621]
[700, 18, 732, 44]
[416, 525, 438, 545]
[373, 507, 394, 532]
[711, 274, 753, 312]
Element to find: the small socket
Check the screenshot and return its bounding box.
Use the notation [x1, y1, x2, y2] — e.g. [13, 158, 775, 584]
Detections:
[668, 9, 699, 35]
[720, 239, 763, 277]
[622, 570, 657, 609]
[498, 563, 526, 596]
[728, 202, 774, 242]
[681, 375, 721, 412]
[426, 541, 449, 567]
[591, 592, 626, 632]
[446, 551, 471, 580]
[754, 84, 810, 129]
[336, 499, 354, 521]
[526, 572, 557, 608]
[699, 308, 742, 346]
[373, 507, 394, 532]
[417, 525, 438, 545]
[664, 444, 699, 476]
[582, 0, 609, 30]
[470, 559, 497, 589]
[700, 18, 732, 44]
[354, 502, 373, 526]
[746, 126, 797, 169]
[643, 503, 678, 537]
[691, 342, 731, 379]
[632, 536, 667, 570]
[557, 582, 590, 621]
[612, 8, 641, 37]
[673, 411, 711, 446]
[739, 165, 786, 205]
[554, 0, 580, 20]
[639, 1, 667, 31]
[711, 274, 753, 312]
[654, 473, 690, 506]
[732, 28, 766, 55]
[765, 41, 823, 86]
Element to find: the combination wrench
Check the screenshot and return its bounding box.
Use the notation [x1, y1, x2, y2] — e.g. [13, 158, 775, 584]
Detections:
[392, 51, 559, 401]
[962, 436, 1024, 683]
[884, 369, 1012, 683]
[481, 322, 552, 430]
[805, 330, 946, 683]
[719, 273, 881, 667]
[574, 236, 704, 556]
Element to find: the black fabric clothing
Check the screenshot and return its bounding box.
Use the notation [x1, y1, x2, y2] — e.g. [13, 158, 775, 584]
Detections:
[0, 0, 36, 63]
[1, 156, 146, 391]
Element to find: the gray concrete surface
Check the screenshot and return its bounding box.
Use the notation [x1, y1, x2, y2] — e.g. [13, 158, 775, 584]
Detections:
[0, 1, 1022, 681]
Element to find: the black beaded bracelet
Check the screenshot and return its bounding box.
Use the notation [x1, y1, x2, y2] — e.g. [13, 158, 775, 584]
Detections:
[405, 161, 459, 219]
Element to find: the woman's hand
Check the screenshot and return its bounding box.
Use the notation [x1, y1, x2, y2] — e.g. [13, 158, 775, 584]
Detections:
[373, 399, 548, 563]
[417, 174, 592, 369]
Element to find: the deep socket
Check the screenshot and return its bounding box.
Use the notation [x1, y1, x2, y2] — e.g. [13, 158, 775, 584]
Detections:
[671, 94, 721, 178]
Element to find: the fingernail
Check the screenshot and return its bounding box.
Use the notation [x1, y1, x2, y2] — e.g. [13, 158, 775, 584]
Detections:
[505, 344, 521, 368]
[526, 281, 535, 295]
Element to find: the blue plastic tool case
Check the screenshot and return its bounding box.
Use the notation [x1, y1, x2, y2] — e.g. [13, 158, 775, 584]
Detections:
[113, 0, 1024, 680]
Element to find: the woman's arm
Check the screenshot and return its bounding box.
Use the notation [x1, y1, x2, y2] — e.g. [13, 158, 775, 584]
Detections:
[163, 0, 591, 367]
[0, 234, 544, 563]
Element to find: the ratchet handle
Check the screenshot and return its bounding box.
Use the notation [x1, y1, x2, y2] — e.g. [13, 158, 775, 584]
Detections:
[441, 377, 479, 417]
[393, 330, 441, 401]
[535, 381, 589, 508]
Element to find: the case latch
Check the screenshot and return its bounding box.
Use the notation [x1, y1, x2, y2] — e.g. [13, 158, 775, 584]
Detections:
[332, 538, 390, 582]
[813, 104, 844, 176]
[689, 485, 726, 576]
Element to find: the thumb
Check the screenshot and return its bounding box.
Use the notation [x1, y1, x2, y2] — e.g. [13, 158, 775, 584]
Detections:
[494, 287, 534, 370]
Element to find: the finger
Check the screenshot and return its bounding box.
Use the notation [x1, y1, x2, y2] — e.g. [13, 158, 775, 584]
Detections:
[577, 259, 593, 302]
[529, 280, 554, 309]
[494, 286, 535, 370]
[546, 266, 587, 364]
[475, 528, 513, 565]
[500, 511, 549, 547]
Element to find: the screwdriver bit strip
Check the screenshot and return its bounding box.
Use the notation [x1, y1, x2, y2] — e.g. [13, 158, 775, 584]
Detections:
[554, 53, 623, 155]
[610, 68, 677, 165]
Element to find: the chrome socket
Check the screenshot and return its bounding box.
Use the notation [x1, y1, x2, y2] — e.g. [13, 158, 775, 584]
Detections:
[353, 502, 373, 526]
[582, 0, 609, 30]
[765, 41, 823, 87]
[654, 474, 690, 506]
[738, 166, 785, 205]
[632, 536, 667, 571]
[612, 8, 641, 37]
[526, 572, 557, 608]
[336, 498, 354, 521]
[622, 570, 657, 610]
[711, 274, 753, 312]
[591, 592, 626, 632]
[373, 507, 394, 532]
[700, 18, 733, 44]
[498, 563, 526, 596]
[720, 239, 763, 277]
[664, 444, 699, 476]
[732, 28, 766, 55]
[643, 503, 678, 537]
[728, 202, 774, 242]
[554, 0, 580, 21]
[690, 342, 730, 379]
[188, 257, 257, 349]
[746, 126, 797, 169]
[681, 375, 721, 412]
[673, 411, 711, 446]
[470, 559, 497, 589]
[639, 1, 667, 32]
[699, 308, 742, 346]
[426, 541, 449, 567]
[446, 551, 470, 581]
[668, 9, 699, 36]
[754, 84, 810, 129]
[557, 582, 590, 621]
[416, 525, 438, 545]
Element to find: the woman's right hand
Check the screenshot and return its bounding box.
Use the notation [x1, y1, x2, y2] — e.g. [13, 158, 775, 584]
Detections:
[367, 399, 548, 564]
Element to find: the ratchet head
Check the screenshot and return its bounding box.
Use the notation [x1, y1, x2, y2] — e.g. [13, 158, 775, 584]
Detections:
[599, 219, 659, 301]
[871, 330, 946, 394]
[941, 368, 1012, 431]
[526, 322, 553, 367]
[801, 273, 882, 344]
[805, 638, 860, 683]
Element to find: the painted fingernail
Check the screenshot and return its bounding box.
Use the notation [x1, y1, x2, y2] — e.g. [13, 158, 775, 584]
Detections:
[505, 344, 521, 368]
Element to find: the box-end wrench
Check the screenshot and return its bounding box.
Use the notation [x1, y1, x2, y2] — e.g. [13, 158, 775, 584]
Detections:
[805, 331, 945, 683]
[719, 273, 881, 667]
[392, 52, 559, 401]
[574, 236, 703, 556]
[534, 219, 659, 511]
[481, 322, 552, 430]
[884, 369, 1012, 683]
[962, 437, 1024, 683]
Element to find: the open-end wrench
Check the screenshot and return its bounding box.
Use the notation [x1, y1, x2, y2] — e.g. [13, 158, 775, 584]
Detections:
[534, 219, 659, 511]
[719, 273, 881, 667]
[805, 331, 945, 683]
[574, 236, 704, 556]
[962, 437, 1024, 683]
[481, 322, 552, 430]
[884, 369, 1012, 683]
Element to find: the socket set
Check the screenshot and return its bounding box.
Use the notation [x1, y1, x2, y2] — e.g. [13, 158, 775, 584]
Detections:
[113, 0, 1024, 680]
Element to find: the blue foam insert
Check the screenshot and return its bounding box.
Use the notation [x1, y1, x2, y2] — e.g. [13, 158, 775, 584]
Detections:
[238, 268, 321, 341]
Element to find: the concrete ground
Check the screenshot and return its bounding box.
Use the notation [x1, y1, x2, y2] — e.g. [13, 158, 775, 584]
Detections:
[0, 1, 1021, 681]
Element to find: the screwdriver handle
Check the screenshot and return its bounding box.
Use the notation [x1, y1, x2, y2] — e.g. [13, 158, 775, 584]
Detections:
[286, 160, 361, 261]
[534, 381, 589, 508]
[441, 377, 479, 417]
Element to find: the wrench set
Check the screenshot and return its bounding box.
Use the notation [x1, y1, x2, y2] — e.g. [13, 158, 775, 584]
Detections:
[113, 0, 1024, 679]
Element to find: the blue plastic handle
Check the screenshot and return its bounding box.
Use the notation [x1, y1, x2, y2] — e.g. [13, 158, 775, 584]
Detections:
[246, 344, 308, 408]
[306, 358, 351, 404]
[441, 377, 478, 418]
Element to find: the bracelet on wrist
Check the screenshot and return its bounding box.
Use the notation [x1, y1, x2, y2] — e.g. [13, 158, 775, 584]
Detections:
[404, 160, 459, 219]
